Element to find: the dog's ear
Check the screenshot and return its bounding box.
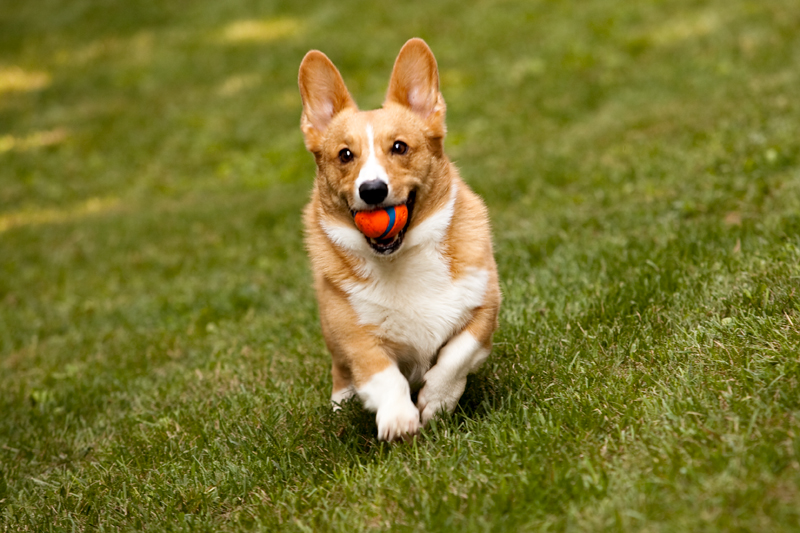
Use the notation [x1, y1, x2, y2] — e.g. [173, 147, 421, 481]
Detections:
[298, 51, 357, 153]
[385, 38, 446, 140]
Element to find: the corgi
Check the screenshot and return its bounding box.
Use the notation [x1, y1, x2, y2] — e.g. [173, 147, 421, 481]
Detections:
[298, 38, 501, 441]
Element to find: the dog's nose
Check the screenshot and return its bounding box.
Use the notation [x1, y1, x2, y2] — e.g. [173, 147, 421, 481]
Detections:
[359, 180, 389, 205]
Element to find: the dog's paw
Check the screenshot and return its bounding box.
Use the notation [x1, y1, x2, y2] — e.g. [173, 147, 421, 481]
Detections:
[376, 399, 420, 442]
[331, 385, 355, 411]
[417, 373, 467, 426]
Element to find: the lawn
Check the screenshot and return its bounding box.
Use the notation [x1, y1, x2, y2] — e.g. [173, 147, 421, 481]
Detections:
[1, 0, 799, 530]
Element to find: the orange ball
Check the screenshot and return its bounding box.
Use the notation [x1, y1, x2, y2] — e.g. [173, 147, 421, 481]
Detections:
[354, 204, 408, 239]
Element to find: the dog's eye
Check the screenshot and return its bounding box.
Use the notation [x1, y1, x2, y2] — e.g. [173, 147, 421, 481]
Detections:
[338, 148, 354, 163]
[391, 141, 408, 155]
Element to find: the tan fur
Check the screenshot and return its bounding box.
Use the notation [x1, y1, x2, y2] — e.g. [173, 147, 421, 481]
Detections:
[446, 186, 502, 350]
[299, 38, 501, 437]
[317, 276, 392, 387]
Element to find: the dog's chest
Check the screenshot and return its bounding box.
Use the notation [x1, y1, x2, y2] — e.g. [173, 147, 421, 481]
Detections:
[344, 246, 488, 363]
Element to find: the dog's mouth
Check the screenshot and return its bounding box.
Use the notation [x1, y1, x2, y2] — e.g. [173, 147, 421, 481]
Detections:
[353, 191, 416, 255]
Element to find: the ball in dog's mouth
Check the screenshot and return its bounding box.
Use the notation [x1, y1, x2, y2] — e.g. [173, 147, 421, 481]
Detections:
[354, 191, 416, 255]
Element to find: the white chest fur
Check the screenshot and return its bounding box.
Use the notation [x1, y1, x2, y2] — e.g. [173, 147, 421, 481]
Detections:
[344, 247, 488, 367]
[321, 182, 488, 376]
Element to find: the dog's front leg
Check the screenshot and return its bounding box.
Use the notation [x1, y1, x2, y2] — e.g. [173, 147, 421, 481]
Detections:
[331, 345, 419, 441]
[417, 306, 496, 425]
[319, 279, 420, 441]
[358, 363, 420, 441]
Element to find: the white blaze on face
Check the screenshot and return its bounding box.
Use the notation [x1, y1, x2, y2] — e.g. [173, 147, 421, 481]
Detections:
[353, 124, 390, 209]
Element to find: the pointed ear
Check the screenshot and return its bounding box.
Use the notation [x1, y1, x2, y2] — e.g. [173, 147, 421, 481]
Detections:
[298, 50, 357, 153]
[385, 38, 446, 137]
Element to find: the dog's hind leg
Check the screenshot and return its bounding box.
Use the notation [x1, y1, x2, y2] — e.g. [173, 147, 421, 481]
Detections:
[330, 361, 355, 410]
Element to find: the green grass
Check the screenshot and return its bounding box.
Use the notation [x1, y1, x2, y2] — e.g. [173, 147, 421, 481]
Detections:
[2, 0, 799, 530]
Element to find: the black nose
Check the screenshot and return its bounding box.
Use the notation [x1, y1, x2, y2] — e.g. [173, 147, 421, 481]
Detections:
[359, 180, 388, 205]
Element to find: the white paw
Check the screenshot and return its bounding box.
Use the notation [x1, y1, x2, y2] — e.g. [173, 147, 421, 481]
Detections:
[417, 373, 467, 426]
[376, 399, 421, 441]
[331, 386, 355, 411]
[357, 365, 420, 441]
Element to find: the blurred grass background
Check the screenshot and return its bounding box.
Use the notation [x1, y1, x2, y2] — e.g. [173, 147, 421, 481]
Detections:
[1, 0, 799, 531]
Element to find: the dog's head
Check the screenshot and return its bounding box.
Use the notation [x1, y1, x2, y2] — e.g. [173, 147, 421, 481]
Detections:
[298, 38, 449, 255]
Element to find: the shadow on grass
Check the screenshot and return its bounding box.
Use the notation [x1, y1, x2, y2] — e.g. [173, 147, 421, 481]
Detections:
[316, 364, 510, 457]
